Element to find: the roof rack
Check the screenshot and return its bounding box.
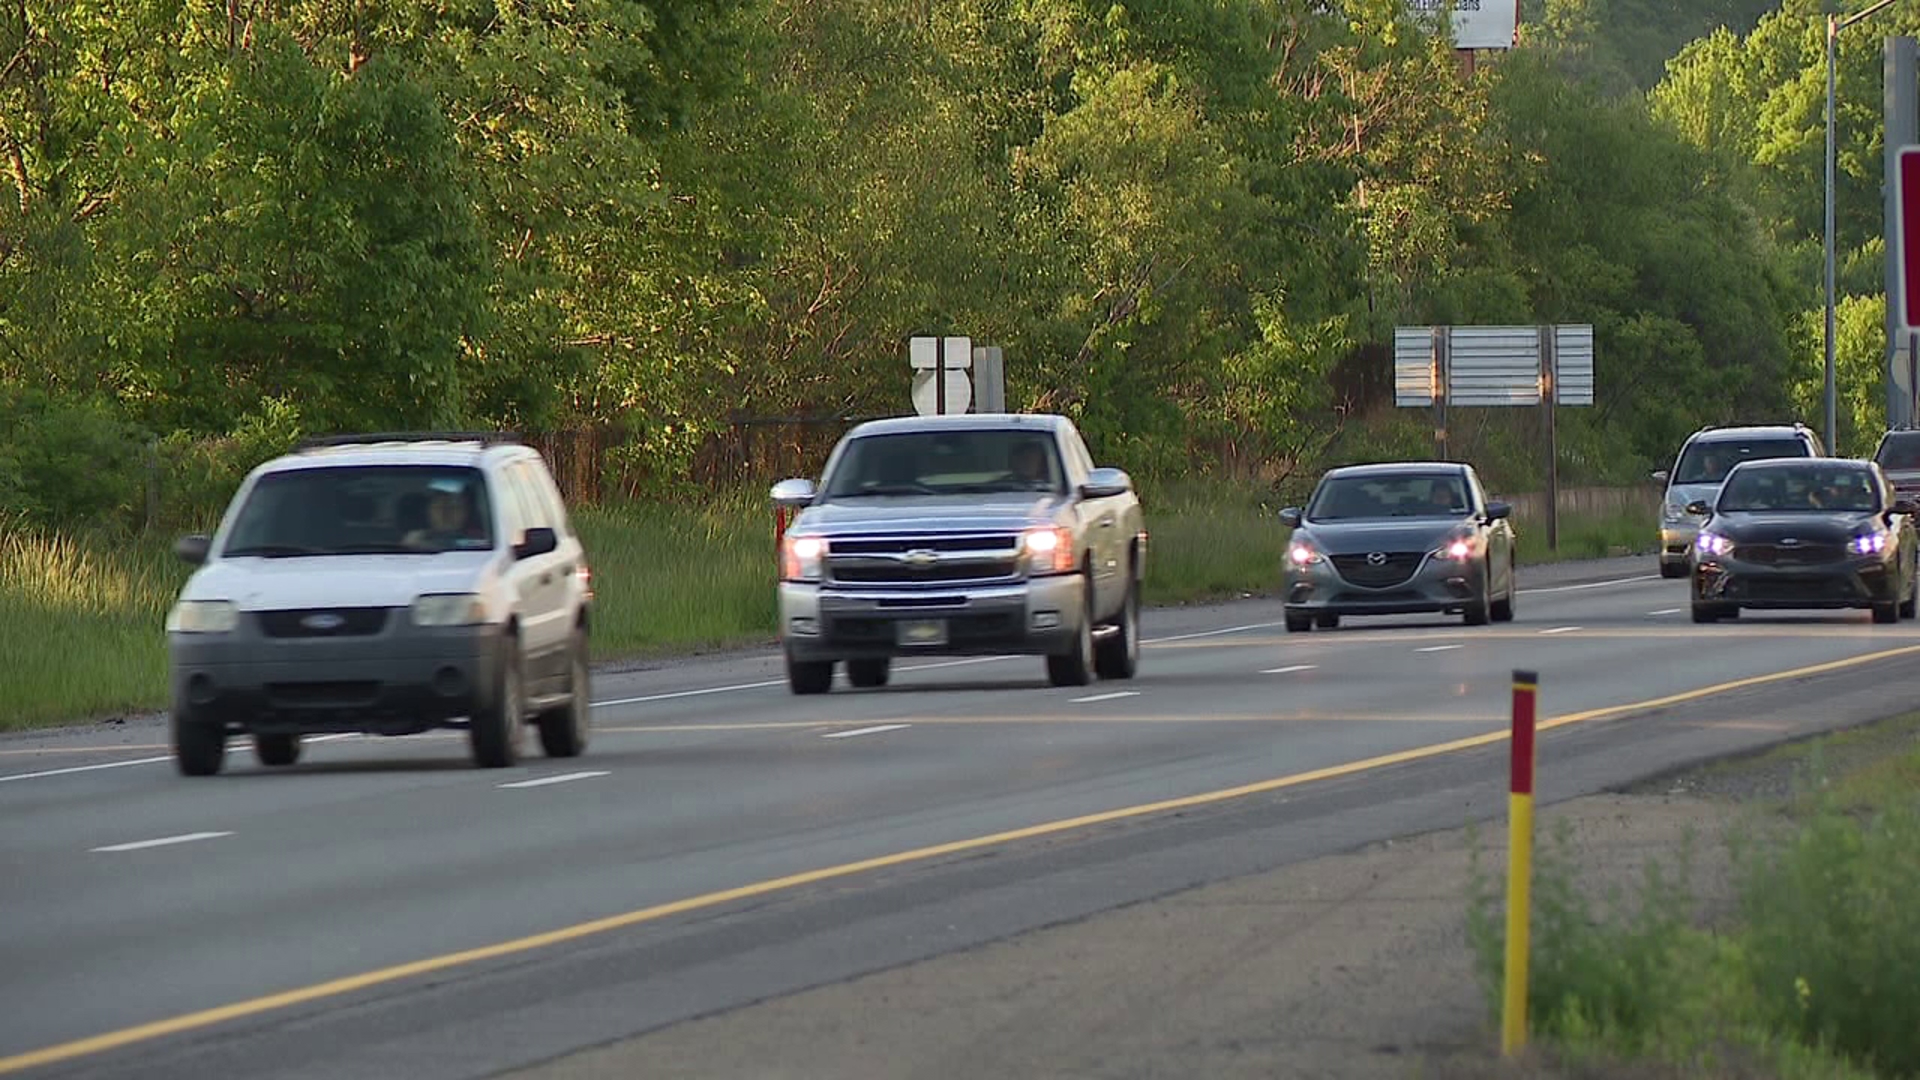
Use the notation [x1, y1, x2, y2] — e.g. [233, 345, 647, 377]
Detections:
[294, 431, 522, 451]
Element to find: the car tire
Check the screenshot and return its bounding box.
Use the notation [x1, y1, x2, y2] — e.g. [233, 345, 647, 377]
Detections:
[254, 734, 300, 767]
[470, 637, 525, 769]
[1902, 562, 1918, 620]
[1874, 600, 1899, 624]
[1491, 560, 1516, 623]
[1094, 577, 1140, 680]
[537, 628, 591, 758]
[1284, 612, 1313, 633]
[1463, 570, 1492, 626]
[1047, 572, 1096, 687]
[1690, 602, 1720, 624]
[171, 700, 225, 777]
[787, 650, 834, 695]
[847, 658, 891, 688]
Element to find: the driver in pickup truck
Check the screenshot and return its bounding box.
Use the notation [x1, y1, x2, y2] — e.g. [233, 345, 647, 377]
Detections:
[1009, 441, 1051, 489]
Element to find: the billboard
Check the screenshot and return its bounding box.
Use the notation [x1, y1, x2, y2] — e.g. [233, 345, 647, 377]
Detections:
[1409, 0, 1518, 50]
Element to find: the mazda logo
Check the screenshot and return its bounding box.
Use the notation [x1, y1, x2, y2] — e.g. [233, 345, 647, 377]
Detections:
[1366, 551, 1388, 566]
[901, 549, 940, 568]
[301, 612, 346, 631]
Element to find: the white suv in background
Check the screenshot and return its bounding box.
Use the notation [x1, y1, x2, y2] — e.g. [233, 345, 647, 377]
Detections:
[164, 432, 594, 775]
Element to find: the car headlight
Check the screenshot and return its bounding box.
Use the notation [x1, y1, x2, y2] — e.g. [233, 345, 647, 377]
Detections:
[1023, 526, 1076, 575]
[1851, 531, 1889, 555]
[411, 593, 487, 626]
[781, 535, 827, 582]
[1433, 535, 1475, 560]
[1696, 532, 1732, 557]
[166, 599, 238, 634]
[1288, 540, 1323, 567]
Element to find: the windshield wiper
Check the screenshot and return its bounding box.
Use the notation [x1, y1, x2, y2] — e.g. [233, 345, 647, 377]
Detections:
[838, 483, 939, 496]
[224, 544, 329, 558]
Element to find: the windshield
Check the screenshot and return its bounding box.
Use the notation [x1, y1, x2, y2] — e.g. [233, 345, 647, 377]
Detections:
[1716, 465, 1879, 513]
[220, 465, 496, 557]
[1672, 438, 1808, 485]
[1875, 432, 1920, 471]
[1306, 473, 1470, 521]
[821, 430, 1066, 497]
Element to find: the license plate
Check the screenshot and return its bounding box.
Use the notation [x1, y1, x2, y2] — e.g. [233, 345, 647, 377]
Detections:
[896, 619, 948, 647]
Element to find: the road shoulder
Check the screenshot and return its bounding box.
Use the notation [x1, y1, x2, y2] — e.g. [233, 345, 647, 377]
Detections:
[507, 710, 1914, 1080]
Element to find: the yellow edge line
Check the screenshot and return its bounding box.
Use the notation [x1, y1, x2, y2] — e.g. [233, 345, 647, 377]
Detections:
[5, 642, 1918, 1075]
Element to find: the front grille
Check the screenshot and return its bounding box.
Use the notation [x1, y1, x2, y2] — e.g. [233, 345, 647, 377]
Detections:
[1330, 552, 1425, 589]
[826, 532, 1023, 587]
[256, 607, 391, 638]
[1738, 543, 1846, 566]
[1729, 575, 1859, 601]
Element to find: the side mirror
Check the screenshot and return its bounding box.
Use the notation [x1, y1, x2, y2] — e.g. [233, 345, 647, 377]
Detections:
[1685, 500, 1711, 516]
[174, 534, 211, 565]
[1080, 467, 1132, 499]
[515, 526, 558, 560]
[770, 478, 817, 507]
[1484, 501, 1512, 521]
[1651, 470, 1670, 485]
[1894, 499, 1918, 516]
[1278, 507, 1302, 529]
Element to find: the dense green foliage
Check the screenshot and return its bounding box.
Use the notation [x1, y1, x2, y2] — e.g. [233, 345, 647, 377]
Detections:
[0, 0, 1900, 529]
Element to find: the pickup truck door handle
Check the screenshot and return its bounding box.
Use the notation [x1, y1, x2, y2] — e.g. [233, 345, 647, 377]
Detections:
[1099, 517, 1115, 528]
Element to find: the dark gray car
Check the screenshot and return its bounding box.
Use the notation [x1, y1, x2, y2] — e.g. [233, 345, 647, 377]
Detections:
[1278, 462, 1517, 631]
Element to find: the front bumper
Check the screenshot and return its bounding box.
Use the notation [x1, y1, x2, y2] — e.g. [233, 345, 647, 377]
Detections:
[779, 575, 1087, 660]
[1283, 552, 1488, 616]
[1692, 555, 1899, 609]
[168, 612, 499, 735]
[1660, 521, 1703, 566]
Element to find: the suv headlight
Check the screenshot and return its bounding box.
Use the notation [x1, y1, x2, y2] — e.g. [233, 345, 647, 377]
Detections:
[1851, 531, 1889, 555]
[1432, 534, 1475, 560]
[1023, 526, 1076, 575]
[1288, 540, 1323, 566]
[166, 600, 238, 634]
[1696, 532, 1732, 557]
[412, 593, 487, 626]
[782, 535, 827, 582]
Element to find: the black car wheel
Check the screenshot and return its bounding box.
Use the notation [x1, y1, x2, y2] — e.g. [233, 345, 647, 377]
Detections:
[171, 698, 225, 777]
[1903, 558, 1918, 620]
[786, 650, 834, 695]
[1284, 612, 1313, 633]
[537, 629, 591, 758]
[1490, 558, 1516, 622]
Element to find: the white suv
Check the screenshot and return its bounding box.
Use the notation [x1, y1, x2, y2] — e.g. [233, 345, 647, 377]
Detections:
[164, 432, 594, 775]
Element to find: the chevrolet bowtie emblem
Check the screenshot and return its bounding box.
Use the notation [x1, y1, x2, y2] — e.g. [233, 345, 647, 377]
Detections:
[902, 549, 940, 567]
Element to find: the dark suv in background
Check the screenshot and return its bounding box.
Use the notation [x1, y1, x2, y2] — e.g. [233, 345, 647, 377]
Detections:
[1871, 428, 1920, 506]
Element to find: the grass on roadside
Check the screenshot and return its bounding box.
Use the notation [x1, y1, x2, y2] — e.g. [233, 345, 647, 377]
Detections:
[1464, 715, 1920, 1080]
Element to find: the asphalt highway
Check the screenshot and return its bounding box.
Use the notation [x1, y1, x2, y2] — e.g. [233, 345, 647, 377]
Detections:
[5, 556, 1920, 1079]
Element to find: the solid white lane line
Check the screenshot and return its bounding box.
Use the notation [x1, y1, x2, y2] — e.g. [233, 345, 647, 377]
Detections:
[1416, 644, 1464, 653]
[1516, 574, 1660, 594]
[821, 724, 911, 740]
[1263, 664, 1318, 675]
[0, 756, 176, 784]
[1072, 691, 1141, 704]
[91, 831, 232, 853]
[498, 771, 610, 790]
[1147, 622, 1286, 643]
[1539, 626, 1583, 635]
[1650, 608, 1683, 616]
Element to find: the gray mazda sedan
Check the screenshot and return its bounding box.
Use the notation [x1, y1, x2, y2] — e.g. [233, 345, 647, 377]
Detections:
[1278, 462, 1517, 631]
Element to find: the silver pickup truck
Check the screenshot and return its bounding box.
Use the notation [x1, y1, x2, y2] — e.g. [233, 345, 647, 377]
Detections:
[769, 413, 1148, 694]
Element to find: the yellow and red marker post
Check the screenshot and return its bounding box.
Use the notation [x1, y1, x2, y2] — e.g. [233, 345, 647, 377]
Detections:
[1502, 669, 1539, 1056]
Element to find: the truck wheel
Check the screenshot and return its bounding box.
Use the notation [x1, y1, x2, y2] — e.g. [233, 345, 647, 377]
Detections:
[1047, 573, 1096, 687]
[787, 650, 834, 694]
[847, 658, 890, 688]
[254, 734, 300, 767]
[537, 628, 591, 758]
[1093, 578, 1139, 680]
[471, 637, 526, 768]
[171, 700, 225, 777]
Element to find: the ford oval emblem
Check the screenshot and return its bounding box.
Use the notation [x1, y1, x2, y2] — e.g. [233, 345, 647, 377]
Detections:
[1779, 537, 1800, 547]
[301, 612, 346, 631]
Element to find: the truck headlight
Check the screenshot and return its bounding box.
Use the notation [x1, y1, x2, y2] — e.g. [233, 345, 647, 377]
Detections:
[1023, 526, 1075, 575]
[166, 600, 238, 634]
[412, 593, 487, 626]
[782, 535, 827, 582]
